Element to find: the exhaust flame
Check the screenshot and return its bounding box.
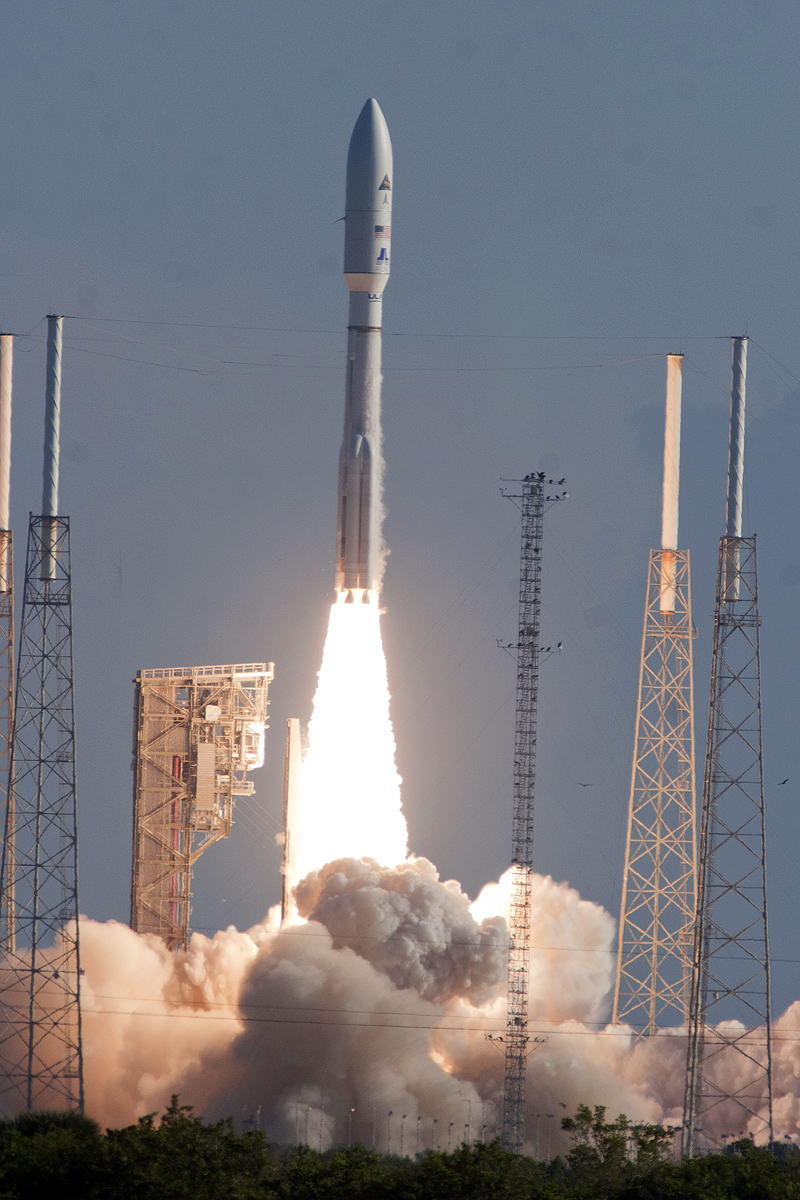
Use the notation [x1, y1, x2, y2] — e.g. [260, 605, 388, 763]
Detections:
[294, 596, 407, 881]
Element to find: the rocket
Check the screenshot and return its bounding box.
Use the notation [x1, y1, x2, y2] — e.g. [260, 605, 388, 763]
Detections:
[335, 98, 393, 603]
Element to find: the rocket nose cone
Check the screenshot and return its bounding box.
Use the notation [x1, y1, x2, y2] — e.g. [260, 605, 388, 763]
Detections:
[349, 98, 388, 153]
[346, 99, 392, 205]
[344, 99, 393, 285]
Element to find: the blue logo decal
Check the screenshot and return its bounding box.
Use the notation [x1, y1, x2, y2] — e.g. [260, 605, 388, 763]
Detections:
[377, 248, 389, 263]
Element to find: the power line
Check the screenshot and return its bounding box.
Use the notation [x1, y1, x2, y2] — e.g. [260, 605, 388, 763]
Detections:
[18, 336, 666, 377]
[58, 316, 734, 340]
[72, 999, 793, 1045]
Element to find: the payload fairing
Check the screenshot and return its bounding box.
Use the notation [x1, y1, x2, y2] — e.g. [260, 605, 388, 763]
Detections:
[335, 98, 392, 603]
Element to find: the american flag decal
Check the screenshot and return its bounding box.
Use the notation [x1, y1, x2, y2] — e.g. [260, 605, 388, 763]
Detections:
[374, 225, 391, 237]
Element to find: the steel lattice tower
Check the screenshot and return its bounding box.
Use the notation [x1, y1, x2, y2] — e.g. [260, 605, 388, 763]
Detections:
[683, 338, 772, 1154]
[500, 473, 553, 1155]
[614, 356, 697, 1033]
[0, 317, 84, 1112]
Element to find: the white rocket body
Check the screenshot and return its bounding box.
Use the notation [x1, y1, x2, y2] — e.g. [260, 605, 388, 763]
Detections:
[336, 98, 392, 603]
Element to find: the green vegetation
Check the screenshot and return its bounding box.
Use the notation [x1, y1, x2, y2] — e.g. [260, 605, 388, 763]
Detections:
[0, 1098, 798, 1199]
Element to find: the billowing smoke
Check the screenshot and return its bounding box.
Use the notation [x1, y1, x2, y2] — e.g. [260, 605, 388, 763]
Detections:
[295, 857, 508, 1007]
[21, 860, 800, 1153]
[74, 858, 634, 1152]
[2, 599, 797, 1153]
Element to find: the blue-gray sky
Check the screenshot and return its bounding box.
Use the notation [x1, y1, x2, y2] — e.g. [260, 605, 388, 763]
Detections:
[1, 0, 800, 1014]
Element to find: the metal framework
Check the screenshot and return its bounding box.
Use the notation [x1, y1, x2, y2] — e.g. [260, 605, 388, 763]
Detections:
[0, 532, 12, 951]
[0, 517, 83, 1112]
[614, 548, 697, 1032]
[683, 536, 772, 1153]
[131, 662, 273, 950]
[501, 474, 546, 1155]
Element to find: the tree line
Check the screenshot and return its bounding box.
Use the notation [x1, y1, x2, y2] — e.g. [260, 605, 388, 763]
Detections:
[0, 1097, 798, 1199]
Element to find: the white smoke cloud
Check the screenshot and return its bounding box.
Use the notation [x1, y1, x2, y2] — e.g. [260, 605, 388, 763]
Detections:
[78, 917, 264, 1128]
[1, 862, 791, 1154]
[294, 856, 507, 1007]
[0, 598, 792, 1154]
[66, 858, 659, 1152]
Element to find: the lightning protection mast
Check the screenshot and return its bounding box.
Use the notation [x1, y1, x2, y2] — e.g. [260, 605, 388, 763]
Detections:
[501, 473, 566, 1154]
[0, 317, 84, 1112]
[683, 337, 773, 1155]
[0, 335, 14, 952]
[613, 356, 697, 1034]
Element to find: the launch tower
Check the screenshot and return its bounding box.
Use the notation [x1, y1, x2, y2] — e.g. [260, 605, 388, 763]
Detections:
[613, 356, 697, 1033]
[683, 338, 773, 1153]
[130, 661, 273, 950]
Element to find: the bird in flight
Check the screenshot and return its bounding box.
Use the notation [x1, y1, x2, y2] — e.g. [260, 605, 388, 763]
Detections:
[778, 778, 789, 786]
[577, 783, 594, 788]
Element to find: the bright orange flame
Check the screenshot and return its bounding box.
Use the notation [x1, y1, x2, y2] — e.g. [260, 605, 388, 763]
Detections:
[294, 596, 408, 880]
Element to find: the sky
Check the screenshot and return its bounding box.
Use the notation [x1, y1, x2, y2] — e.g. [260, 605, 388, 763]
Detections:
[1, 0, 800, 1015]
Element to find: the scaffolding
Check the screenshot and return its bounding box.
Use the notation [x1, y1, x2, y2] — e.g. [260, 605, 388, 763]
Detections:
[130, 662, 273, 950]
[614, 356, 697, 1034]
[683, 338, 772, 1154]
[500, 473, 554, 1155]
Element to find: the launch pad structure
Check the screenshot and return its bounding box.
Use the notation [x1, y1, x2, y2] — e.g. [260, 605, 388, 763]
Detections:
[614, 356, 697, 1034]
[130, 661, 273, 951]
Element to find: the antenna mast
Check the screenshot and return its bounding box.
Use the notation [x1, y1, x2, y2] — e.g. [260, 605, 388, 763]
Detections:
[501, 473, 565, 1153]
